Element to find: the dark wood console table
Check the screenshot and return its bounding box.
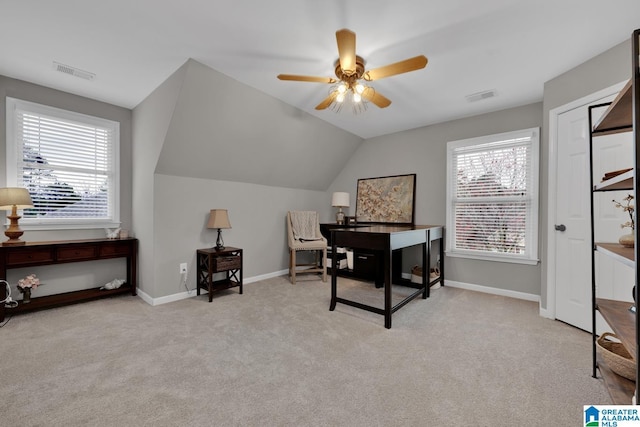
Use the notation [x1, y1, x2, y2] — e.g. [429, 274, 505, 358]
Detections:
[330, 225, 444, 329]
[0, 238, 138, 321]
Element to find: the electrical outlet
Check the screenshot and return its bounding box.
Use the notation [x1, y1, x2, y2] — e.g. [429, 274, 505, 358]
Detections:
[179, 263, 188, 274]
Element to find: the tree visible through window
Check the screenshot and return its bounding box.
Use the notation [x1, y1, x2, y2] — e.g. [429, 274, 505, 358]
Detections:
[6, 98, 119, 228]
[446, 128, 539, 264]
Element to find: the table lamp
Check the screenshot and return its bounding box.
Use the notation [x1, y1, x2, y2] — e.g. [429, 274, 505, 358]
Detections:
[331, 192, 350, 225]
[207, 209, 231, 250]
[0, 187, 34, 246]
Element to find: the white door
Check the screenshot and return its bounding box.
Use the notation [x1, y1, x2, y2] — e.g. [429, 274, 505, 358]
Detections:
[555, 98, 633, 332]
[555, 105, 592, 330]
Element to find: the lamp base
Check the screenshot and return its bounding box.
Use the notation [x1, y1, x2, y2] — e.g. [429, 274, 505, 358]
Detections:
[2, 238, 26, 246]
[3, 211, 26, 245]
[335, 208, 345, 225]
[215, 228, 225, 250]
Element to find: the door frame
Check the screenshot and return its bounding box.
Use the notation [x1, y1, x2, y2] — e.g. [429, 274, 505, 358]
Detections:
[544, 80, 627, 320]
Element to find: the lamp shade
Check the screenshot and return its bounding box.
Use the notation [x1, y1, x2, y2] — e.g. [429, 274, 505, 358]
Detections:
[331, 192, 350, 208]
[207, 209, 231, 229]
[0, 187, 33, 210]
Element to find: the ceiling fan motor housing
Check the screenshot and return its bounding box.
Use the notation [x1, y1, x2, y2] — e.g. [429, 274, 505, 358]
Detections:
[334, 56, 366, 88]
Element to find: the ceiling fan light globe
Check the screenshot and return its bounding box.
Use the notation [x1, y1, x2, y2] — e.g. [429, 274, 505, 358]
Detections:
[336, 93, 345, 103]
[353, 93, 362, 103]
[337, 84, 347, 93]
[355, 83, 365, 94]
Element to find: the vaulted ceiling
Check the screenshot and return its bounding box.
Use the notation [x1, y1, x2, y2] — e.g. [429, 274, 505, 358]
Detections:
[1, 1, 640, 139]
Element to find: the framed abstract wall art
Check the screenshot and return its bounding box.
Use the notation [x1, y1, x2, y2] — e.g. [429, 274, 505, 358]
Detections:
[355, 173, 416, 224]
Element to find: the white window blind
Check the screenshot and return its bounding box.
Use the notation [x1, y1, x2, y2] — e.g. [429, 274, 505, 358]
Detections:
[446, 128, 539, 264]
[6, 98, 119, 228]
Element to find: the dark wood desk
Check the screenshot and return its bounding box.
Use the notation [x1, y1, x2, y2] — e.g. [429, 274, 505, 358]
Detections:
[330, 225, 444, 329]
[0, 238, 138, 321]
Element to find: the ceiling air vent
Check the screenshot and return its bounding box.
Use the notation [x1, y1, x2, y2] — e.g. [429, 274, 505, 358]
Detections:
[465, 89, 496, 103]
[52, 61, 95, 81]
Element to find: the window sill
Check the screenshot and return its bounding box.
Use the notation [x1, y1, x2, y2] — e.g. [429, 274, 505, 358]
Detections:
[446, 250, 539, 265]
[6, 221, 121, 231]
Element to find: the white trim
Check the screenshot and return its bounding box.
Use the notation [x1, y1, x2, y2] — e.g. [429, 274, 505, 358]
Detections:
[545, 80, 627, 320]
[445, 279, 540, 302]
[445, 250, 539, 265]
[139, 270, 540, 307]
[446, 127, 540, 264]
[136, 269, 289, 306]
[244, 269, 289, 283]
[5, 97, 120, 229]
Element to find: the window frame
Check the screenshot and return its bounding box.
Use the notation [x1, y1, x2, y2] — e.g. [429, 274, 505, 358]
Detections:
[446, 127, 540, 265]
[5, 97, 120, 230]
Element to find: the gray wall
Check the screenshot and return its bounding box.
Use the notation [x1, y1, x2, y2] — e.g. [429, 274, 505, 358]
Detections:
[539, 39, 632, 309]
[2, 36, 634, 305]
[0, 75, 133, 295]
[328, 103, 543, 295]
[133, 59, 362, 299]
[155, 60, 364, 190]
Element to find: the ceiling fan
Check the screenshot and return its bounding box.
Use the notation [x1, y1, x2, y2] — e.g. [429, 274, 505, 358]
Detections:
[277, 29, 428, 111]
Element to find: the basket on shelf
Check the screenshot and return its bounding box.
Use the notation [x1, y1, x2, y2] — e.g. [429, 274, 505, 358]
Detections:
[596, 332, 636, 381]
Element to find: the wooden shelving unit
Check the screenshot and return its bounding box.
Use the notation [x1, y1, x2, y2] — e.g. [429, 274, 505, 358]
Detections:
[589, 29, 640, 404]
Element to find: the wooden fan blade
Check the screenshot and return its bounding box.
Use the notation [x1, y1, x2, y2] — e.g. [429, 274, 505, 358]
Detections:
[364, 55, 428, 81]
[315, 93, 337, 110]
[277, 74, 337, 84]
[336, 29, 356, 74]
[362, 87, 391, 108]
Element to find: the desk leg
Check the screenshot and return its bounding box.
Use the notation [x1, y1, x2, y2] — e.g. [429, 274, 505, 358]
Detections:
[384, 247, 392, 329]
[330, 242, 337, 311]
[439, 232, 445, 286]
[423, 238, 429, 299]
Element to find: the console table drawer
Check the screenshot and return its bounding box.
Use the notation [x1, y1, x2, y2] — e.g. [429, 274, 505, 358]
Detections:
[213, 256, 241, 271]
[7, 248, 54, 266]
[99, 243, 131, 257]
[56, 245, 98, 261]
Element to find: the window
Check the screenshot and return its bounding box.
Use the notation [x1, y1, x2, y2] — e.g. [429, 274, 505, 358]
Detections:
[446, 128, 539, 264]
[6, 97, 120, 229]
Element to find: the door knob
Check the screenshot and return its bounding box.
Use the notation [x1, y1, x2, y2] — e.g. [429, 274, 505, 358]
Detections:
[554, 224, 566, 232]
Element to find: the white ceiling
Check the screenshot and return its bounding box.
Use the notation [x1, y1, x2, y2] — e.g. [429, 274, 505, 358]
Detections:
[1, 0, 639, 139]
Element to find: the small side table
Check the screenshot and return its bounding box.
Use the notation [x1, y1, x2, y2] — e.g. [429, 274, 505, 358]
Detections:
[196, 247, 243, 302]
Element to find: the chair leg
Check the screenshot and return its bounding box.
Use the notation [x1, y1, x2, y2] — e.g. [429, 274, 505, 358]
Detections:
[290, 250, 296, 284]
[322, 247, 327, 282]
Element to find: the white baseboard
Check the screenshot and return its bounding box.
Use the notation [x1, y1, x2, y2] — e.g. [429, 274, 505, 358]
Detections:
[400, 273, 539, 303]
[538, 307, 554, 319]
[137, 269, 290, 306]
[244, 269, 288, 284]
[136, 287, 198, 306]
[139, 271, 542, 308]
[444, 279, 540, 303]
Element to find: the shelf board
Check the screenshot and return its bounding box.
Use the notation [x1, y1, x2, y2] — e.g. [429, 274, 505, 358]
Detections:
[597, 353, 635, 404]
[595, 243, 635, 267]
[8, 285, 133, 315]
[596, 298, 637, 361]
[592, 79, 633, 135]
[594, 169, 634, 192]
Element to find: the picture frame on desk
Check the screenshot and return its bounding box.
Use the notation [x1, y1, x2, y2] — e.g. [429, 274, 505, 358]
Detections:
[346, 216, 357, 225]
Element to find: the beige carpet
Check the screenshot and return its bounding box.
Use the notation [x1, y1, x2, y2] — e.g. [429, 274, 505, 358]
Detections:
[0, 276, 610, 426]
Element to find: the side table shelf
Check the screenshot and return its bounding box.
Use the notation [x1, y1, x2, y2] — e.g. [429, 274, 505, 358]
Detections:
[0, 238, 138, 322]
[196, 247, 243, 302]
[595, 298, 637, 403]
